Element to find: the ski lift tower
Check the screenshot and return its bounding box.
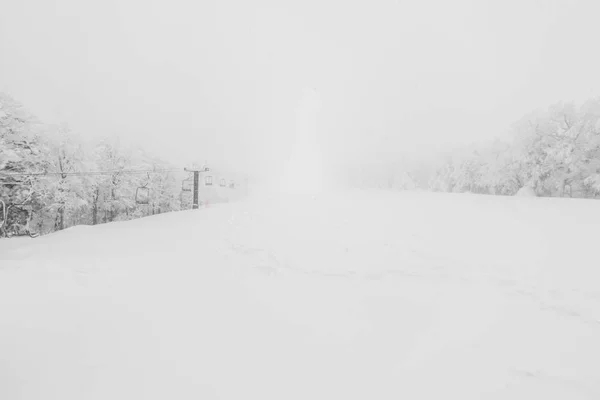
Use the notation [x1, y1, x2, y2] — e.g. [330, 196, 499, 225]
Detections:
[184, 164, 211, 209]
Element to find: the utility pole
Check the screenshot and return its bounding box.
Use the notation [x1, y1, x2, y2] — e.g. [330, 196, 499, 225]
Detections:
[192, 171, 199, 209]
[184, 164, 210, 210]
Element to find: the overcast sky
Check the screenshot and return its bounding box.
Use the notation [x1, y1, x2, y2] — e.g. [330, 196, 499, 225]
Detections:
[1, 0, 600, 183]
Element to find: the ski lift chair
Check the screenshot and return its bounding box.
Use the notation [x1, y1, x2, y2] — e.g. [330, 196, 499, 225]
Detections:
[135, 173, 152, 205]
[220, 178, 227, 187]
[136, 186, 150, 205]
[182, 178, 193, 192]
[204, 175, 213, 186]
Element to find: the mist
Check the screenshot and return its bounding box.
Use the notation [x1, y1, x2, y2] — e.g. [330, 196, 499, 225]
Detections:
[4, 2, 600, 397]
[2, 0, 600, 190]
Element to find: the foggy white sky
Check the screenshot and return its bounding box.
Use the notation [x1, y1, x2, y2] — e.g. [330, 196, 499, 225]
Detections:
[1, 0, 600, 182]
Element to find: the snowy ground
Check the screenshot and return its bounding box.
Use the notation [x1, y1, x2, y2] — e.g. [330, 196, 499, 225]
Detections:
[1, 190, 600, 399]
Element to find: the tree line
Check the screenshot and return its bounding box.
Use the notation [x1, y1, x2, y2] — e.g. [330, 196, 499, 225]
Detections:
[4, 92, 600, 237]
[1, 92, 183, 237]
[344, 97, 600, 198]
[428, 98, 600, 197]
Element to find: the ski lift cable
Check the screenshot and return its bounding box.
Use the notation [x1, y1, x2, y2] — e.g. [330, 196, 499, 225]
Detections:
[0, 167, 183, 178]
[1, 164, 227, 186]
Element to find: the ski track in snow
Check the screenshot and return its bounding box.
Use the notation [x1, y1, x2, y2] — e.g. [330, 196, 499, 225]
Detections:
[221, 192, 600, 328]
[1, 190, 600, 399]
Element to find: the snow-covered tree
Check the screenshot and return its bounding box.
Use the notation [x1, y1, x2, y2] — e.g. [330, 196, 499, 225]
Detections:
[427, 98, 600, 199]
[0, 92, 192, 237]
[41, 126, 89, 230]
[0, 93, 48, 236]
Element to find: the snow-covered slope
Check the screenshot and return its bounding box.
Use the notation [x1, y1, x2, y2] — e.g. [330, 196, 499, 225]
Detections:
[1, 190, 599, 399]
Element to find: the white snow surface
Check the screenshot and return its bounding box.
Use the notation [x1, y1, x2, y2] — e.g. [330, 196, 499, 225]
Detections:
[1, 190, 600, 399]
